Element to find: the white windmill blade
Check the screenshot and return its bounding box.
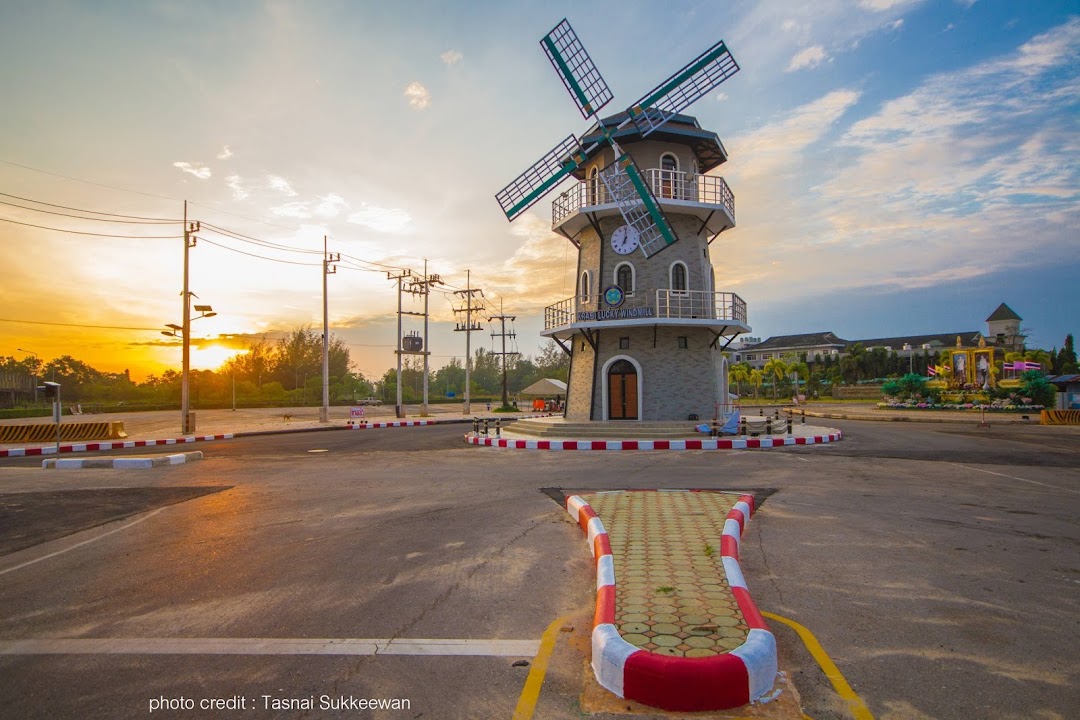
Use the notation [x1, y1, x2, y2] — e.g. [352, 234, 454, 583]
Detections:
[627, 39, 740, 137]
[598, 155, 679, 258]
[496, 135, 587, 222]
[541, 19, 614, 120]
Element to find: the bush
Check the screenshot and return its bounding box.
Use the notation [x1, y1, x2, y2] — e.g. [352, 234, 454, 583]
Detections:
[881, 373, 927, 400]
[1019, 370, 1056, 409]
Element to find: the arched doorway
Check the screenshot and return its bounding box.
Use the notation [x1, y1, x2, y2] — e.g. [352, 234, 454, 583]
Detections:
[607, 359, 638, 420]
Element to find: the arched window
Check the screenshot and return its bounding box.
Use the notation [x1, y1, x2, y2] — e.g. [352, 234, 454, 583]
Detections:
[660, 153, 678, 198]
[587, 166, 600, 206]
[579, 270, 591, 299]
[670, 261, 688, 292]
[615, 262, 634, 294]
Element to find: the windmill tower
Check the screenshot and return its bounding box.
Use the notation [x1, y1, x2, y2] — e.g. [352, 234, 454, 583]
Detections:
[496, 20, 749, 422]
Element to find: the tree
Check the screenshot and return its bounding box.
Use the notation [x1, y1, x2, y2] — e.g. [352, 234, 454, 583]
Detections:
[1060, 334, 1078, 374]
[534, 340, 570, 382]
[762, 358, 788, 401]
[749, 368, 763, 399]
[728, 363, 750, 398]
[1018, 370, 1055, 408]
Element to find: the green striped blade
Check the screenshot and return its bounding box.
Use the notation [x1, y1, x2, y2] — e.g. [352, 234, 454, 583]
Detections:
[627, 40, 740, 137]
[496, 135, 586, 222]
[541, 19, 613, 119]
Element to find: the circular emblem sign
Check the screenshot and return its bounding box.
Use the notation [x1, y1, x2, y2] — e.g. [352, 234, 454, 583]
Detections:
[603, 285, 625, 308]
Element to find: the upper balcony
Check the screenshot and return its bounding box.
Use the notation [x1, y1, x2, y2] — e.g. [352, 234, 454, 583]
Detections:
[542, 289, 749, 340]
[552, 169, 735, 239]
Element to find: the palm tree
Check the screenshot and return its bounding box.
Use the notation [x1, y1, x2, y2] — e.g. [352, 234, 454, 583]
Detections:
[763, 357, 789, 401]
[728, 363, 750, 398]
[749, 368, 763, 399]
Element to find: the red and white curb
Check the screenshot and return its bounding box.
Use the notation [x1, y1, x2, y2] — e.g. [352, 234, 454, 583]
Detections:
[349, 420, 437, 429]
[0, 434, 233, 458]
[566, 492, 777, 711]
[43, 451, 203, 469]
[467, 430, 841, 450]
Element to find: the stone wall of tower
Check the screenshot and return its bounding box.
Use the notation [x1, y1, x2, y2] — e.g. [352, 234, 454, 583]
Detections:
[584, 326, 725, 421]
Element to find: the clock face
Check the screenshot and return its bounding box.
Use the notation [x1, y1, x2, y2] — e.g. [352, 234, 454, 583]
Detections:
[610, 225, 640, 255]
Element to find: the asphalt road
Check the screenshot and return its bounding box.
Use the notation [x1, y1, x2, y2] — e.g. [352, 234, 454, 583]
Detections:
[0, 420, 1077, 719]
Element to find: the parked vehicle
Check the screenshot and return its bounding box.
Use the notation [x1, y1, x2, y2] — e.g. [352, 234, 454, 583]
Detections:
[359, 397, 382, 406]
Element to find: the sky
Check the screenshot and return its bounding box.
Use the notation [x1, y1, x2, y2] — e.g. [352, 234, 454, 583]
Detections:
[1, 0, 1077, 382]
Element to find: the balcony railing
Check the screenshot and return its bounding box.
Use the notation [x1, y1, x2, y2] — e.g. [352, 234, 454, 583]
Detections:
[552, 168, 735, 228]
[544, 289, 747, 332]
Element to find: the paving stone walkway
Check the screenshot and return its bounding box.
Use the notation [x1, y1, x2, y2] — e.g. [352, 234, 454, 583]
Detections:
[581, 490, 750, 658]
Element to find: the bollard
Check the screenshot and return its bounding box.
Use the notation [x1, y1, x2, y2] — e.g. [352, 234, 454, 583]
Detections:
[711, 417, 718, 438]
[759, 408, 764, 416]
[787, 417, 793, 435]
[774, 409, 780, 420]
[472, 417, 479, 435]
[483, 418, 490, 436]
[495, 418, 501, 437]
[801, 409, 806, 424]
[766, 417, 772, 436]
[740, 417, 747, 436]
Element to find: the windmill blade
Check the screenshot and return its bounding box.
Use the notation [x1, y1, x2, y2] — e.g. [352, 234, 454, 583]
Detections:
[541, 19, 614, 119]
[598, 155, 679, 258]
[496, 135, 587, 222]
[627, 39, 739, 137]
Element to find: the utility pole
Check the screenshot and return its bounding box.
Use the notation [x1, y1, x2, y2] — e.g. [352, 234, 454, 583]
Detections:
[405, 263, 443, 416]
[180, 202, 200, 435]
[489, 298, 520, 409]
[452, 270, 484, 414]
[320, 236, 340, 423]
[387, 269, 413, 418]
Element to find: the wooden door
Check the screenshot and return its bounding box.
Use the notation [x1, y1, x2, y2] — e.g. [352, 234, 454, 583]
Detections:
[608, 360, 638, 420]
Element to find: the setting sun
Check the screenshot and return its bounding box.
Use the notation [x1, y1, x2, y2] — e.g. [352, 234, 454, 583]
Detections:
[191, 345, 247, 371]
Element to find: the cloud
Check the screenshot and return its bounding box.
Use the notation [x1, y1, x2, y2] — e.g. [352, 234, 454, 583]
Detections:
[440, 50, 463, 65]
[889, 19, 904, 31]
[727, 89, 861, 179]
[346, 203, 412, 233]
[404, 81, 431, 109]
[315, 193, 347, 218]
[225, 175, 248, 200]
[478, 215, 576, 313]
[267, 175, 298, 196]
[786, 45, 828, 71]
[857, 0, 923, 10]
[216, 145, 233, 159]
[172, 161, 211, 179]
[270, 202, 311, 219]
[715, 92, 729, 102]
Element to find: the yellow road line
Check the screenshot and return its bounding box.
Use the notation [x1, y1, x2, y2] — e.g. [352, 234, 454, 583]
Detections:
[512, 615, 568, 720]
[762, 611, 875, 720]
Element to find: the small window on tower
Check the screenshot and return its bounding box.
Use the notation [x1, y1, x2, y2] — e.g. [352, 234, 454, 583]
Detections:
[619, 337, 630, 349]
[677, 336, 689, 349]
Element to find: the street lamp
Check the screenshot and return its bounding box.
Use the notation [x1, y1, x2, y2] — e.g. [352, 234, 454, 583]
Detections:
[163, 302, 216, 434]
[903, 344, 913, 375]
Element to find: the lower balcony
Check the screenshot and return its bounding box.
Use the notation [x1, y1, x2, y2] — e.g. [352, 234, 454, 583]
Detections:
[542, 289, 749, 340]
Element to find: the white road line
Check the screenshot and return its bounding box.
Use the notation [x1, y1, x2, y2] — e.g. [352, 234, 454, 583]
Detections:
[0, 508, 166, 576]
[0, 638, 540, 657]
[951, 463, 1080, 495]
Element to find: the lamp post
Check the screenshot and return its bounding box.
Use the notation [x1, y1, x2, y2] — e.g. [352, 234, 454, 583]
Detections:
[163, 304, 216, 434]
[903, 344, 913, 375]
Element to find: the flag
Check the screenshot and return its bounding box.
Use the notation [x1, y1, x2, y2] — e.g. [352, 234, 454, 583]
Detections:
[927, 366, 937, 377]
[1023, 361, 1041, 370]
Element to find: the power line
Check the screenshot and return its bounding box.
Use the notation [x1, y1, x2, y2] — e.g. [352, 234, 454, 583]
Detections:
[0, 159, 178, 201]
[197, 237, 323, 266]
[0, 317, 161, 331]
[0, 198, 179, 225]
[0, 192, 181, 222]
[200, 221, 324, 255]
[0, 216, 183, 238]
